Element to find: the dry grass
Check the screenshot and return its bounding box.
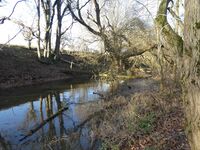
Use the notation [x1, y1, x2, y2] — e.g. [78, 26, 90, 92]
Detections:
[86, 80, 190, 150]
[44, 79, 189, 150]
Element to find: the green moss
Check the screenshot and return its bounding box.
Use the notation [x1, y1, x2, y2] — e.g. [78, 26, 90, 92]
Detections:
[100, 141, 119, 150]
[155, 0, 168, 26]
[138, 112, 156, 134]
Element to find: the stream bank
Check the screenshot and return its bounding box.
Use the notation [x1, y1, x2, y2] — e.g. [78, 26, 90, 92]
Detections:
[84, 78, 190, 150]
[0, 45, 95, 89]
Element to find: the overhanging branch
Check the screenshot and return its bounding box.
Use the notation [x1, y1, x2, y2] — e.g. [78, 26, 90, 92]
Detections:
[67, 0, 101, 36]
[122, 44, 158, 59]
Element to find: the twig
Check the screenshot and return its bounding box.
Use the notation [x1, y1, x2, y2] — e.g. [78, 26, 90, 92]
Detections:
[0, 0, 26, 24]
[0, 27, 24, 50]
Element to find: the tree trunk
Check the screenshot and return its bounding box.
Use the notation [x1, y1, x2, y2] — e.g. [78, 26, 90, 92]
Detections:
[28, 40, 31, 50]
[36, 0, 41, 58]
[155, 0, 184, 83]
[182, 0, 200, 149]
[41, 0, 52, 58]
[54, 0, 62, 60]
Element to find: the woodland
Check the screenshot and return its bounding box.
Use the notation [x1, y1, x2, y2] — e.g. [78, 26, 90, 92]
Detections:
[0, 0, 200, 149]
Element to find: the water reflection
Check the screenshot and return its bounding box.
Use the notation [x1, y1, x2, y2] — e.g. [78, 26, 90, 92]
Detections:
[0, 81, 110, 150]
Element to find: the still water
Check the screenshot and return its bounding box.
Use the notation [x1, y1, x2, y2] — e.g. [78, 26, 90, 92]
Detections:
[0, 80, 111, 150]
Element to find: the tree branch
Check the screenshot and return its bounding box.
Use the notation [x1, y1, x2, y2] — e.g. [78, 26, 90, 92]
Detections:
[168, 7, 184, 30]
[0, 0, 26, 24]
[67, 0, 101, 36]
[122, 44, 158, 59]
[155, 0, 184, 56]
[92, 0, 101, 29]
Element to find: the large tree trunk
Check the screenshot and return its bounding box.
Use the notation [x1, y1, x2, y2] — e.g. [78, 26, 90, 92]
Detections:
[155, 0, 184, 83]
[182, 0, 200, 149]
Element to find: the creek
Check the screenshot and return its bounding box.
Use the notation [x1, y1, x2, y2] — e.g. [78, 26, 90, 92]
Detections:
[0, 80, 111, 150]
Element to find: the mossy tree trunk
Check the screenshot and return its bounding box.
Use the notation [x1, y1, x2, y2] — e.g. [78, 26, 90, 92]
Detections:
[182, 0, 200, 149]
[155, 0, 184, 83]
[156, 0, 200, 149]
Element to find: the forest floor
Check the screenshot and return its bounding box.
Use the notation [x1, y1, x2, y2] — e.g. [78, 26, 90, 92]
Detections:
[85, 78, 190, 150]
[0, 45, 98, 89]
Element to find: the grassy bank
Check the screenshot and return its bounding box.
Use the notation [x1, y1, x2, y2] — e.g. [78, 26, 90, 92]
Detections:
[85, 78, 189, 150]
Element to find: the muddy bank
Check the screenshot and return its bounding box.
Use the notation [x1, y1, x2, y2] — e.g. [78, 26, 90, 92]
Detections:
[0, 45, 93, 89]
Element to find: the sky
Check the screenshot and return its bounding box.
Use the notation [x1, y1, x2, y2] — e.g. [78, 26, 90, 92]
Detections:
[0, 0, 172, 49]
[0, 0, 35, 45]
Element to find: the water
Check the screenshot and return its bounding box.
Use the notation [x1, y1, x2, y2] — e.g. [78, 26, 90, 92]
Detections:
[0, 80, 111, 150]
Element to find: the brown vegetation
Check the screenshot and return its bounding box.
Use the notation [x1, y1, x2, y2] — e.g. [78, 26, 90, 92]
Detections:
[91, 79, 190, 150]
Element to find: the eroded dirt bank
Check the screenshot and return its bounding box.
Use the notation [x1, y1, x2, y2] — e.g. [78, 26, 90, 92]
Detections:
[0, 46, 93, 89]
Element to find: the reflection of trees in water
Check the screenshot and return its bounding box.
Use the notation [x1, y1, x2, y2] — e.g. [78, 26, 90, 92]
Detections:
[46, 94, 56, 138]
[38, 93, 69, 149]
[20, 101, 38, 130]
[16, 82, 108, 149]
[0, 133, 12, 150]
[39, 87, 98, 150]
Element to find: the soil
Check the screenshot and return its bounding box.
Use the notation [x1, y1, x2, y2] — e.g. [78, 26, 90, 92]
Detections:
[0, 45, 93, 89]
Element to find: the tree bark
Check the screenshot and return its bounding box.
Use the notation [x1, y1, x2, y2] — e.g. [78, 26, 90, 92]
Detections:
[36, 0, 41, 58]
[155, 0, 184, 83]
[54, 0, 62, 59]
[182, 0, 200, 149]
[41, 0, 52, 58]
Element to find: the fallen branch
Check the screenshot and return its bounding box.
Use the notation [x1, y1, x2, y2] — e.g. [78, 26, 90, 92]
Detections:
[60, 58, 79, 69]
[93, 92, 105, 99]
[19, 106, 68, 142]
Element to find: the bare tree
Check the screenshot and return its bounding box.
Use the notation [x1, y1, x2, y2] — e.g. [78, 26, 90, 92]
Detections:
[67, 0, 156, 73]
[54, 0, 70, 59]
[41, 0, 54, 58]
[34, 0, 42, 58]
[22, 27, 34, 49]
[0, 0, 26, 24]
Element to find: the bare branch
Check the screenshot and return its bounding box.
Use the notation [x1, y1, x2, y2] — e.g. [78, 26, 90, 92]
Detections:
[92, 0, 101, 28]
[0, 0, 26, 24]
[122, 44, 158, 59]
[80, 0, 90, 10]
[67, 0, 101, 36]
[0, 28, 24, 50]
[168, 7, 184, 29]
[61, 20, 74, 36]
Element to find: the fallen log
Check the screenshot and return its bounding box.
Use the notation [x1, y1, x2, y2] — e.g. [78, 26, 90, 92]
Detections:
[19, 106, 68, 142]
